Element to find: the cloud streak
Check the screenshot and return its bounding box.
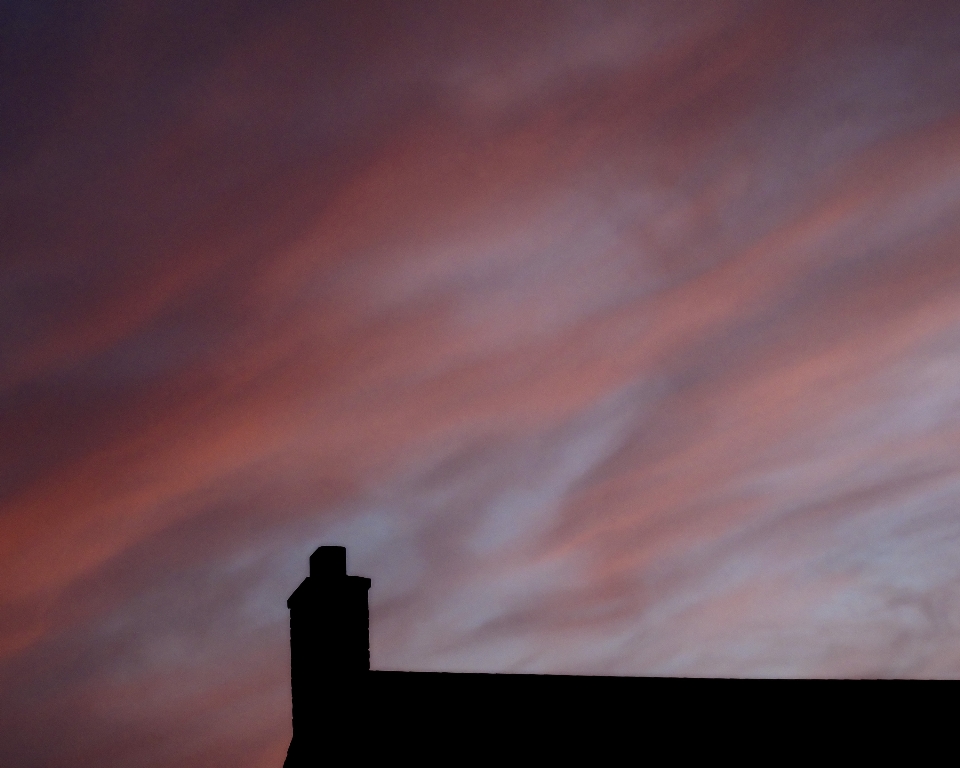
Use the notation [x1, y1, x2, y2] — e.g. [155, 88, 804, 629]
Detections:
[4, 0, 960, 764]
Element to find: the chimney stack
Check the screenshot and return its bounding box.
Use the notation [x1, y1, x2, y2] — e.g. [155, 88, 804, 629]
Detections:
[284, 546, 371, 766]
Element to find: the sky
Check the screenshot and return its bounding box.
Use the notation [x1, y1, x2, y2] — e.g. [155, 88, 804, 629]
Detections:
[3, 0, 960, 764]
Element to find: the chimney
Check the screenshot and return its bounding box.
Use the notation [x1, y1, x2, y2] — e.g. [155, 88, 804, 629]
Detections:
[284, 546, 371, 766]
[309, 546, 346, 579]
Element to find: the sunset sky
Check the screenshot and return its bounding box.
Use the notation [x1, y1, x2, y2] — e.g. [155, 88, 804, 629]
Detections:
[4, 0, 960, 764]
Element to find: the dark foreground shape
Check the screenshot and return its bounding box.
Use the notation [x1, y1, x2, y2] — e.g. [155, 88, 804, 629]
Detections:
[280, 547, 670, 764]
[283, 546, 370, 767]
[282, 547, 891, 764]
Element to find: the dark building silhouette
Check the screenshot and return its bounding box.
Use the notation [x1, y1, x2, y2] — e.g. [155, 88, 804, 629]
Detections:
[282, 545, 765, 764]
[283, 546, 370, 767]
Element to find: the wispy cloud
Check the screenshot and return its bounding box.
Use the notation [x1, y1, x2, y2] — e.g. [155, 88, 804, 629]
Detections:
[4, 1, 960, 764]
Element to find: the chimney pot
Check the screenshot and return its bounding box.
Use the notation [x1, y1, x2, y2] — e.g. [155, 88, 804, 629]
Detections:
[309, 545, 346, 578]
